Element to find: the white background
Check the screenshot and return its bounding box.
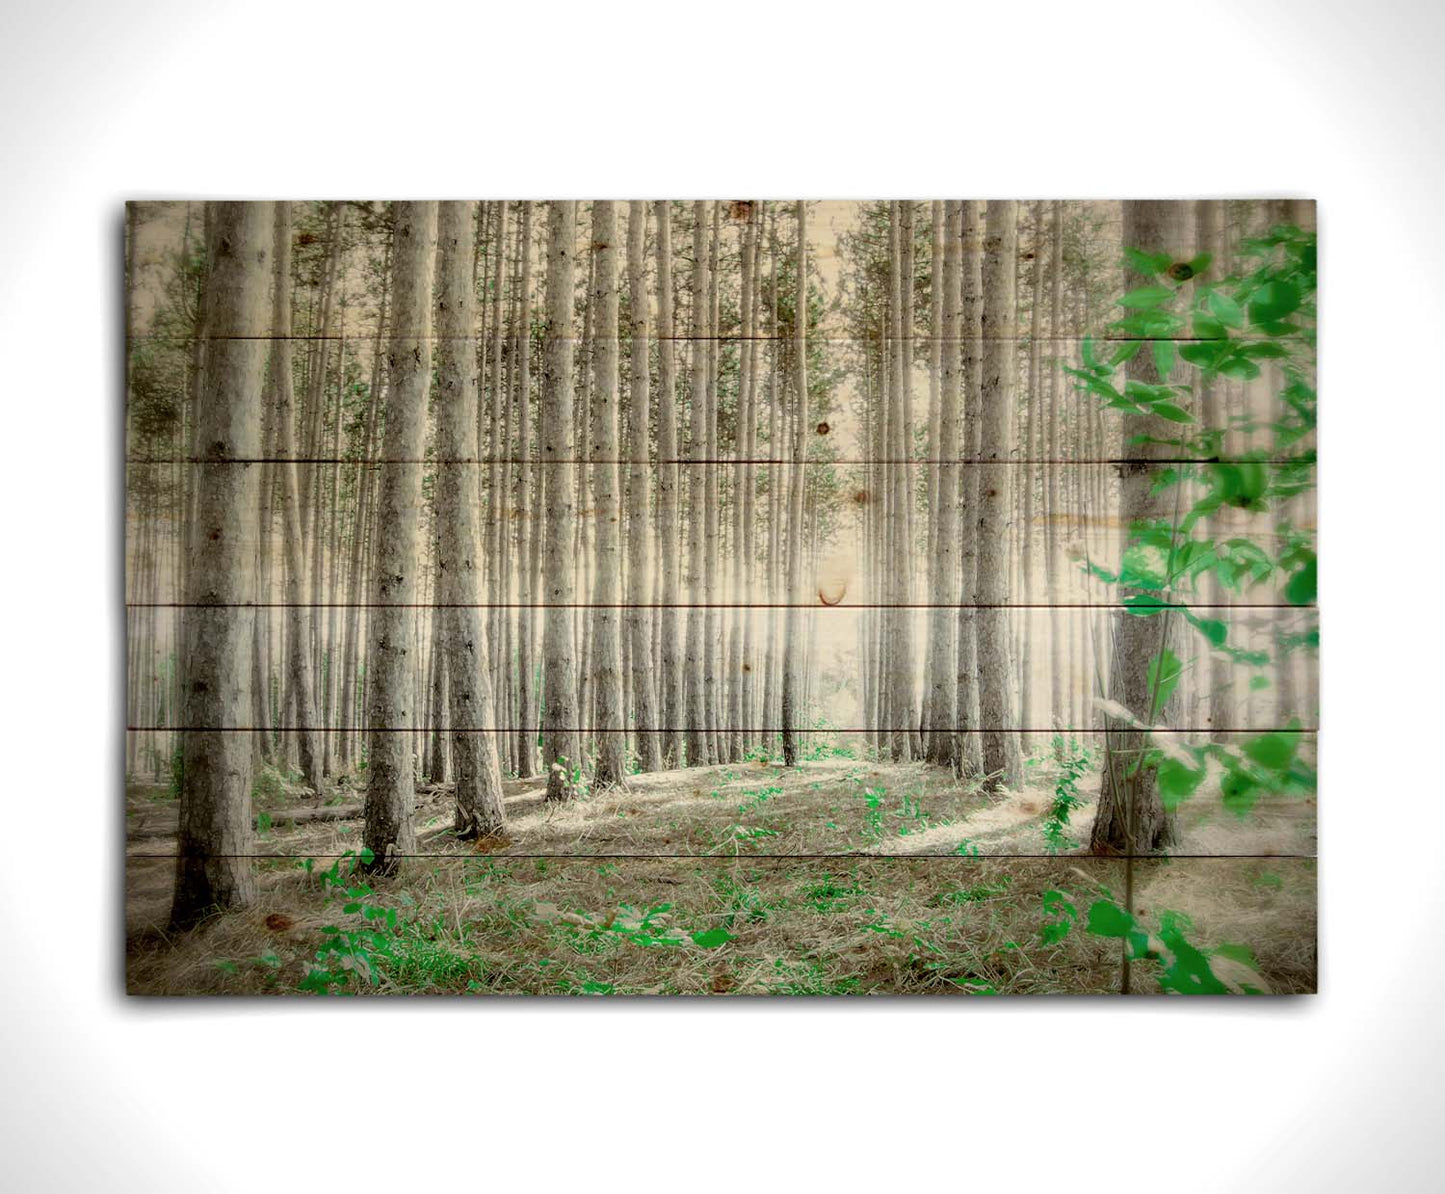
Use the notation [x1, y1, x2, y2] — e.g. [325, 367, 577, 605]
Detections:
[1, 1, 1440, 1189]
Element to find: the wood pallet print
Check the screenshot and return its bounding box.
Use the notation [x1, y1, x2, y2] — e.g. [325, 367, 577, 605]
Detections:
[124, 199, 1318, 996]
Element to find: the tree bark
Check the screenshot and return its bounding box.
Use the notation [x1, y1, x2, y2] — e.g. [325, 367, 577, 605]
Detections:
[924, 201, 962, 765]
[683, 201, 710, 767]
[170, 201, 272, 928]
[975, 201, 1023, 791]
[363, 202, 438, 868]
[625, 201, 662, 772]
[1090, 200, 1187, 855]
[435, 201, 508, 837]
[654, 202, 682, 766]
[541, 202, 582, 800]
[587, 202, 628, 788]
[781, 202, 808, 767]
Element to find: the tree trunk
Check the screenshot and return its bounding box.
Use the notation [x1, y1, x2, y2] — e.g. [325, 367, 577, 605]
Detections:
[541, 202, 582, 801]
[588, 202, 628, 788]
[1090, 201, 1188, 855]
[781, 202, 808, 767]
[684, 201, 710, 768]
[975, 201, 1023, 791]
[654, 202, 682, 766]
[924, 201, 962, 765]
[435, 201, 508, 837]
[626, 201, 662, 772]
[363, 202, 438, 868]
[955, 201, 986, 778]
[170, 201, 272, 928]
[514, 202, 537, 778]
[263, 204, 324, 796]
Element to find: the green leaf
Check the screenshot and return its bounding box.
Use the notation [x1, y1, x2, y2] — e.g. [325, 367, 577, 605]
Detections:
[1123, 594, 1179, 616]
[1243, 730, 1300, 772]
[1241, 341, 1289, 359]
[1248, 280, 1302, 325]
[1285, 557, 1316, 604]
[1220, 769, 1261, 817]
[1149, 402, 1193, 423]
[1152, 340, 1175, 378]
[1157, 756, 1207, 811]
[1085, 900, 1136, 939]
[1207, 290, 1243, 328]
[1217, 356, 1262, 381]
[1109, 340, 1142, 366]
[1123, 248, 1173, 276]
[1179, 341, 1221, 367]
[1119, 285, 1175, 310]
[1184, 608, 1228, 647]
[1146, 647, 1184, 713]
[1185, 252, 1213, 277]
[690, 928, 735, 949]
[1192, 314, 1227, 340]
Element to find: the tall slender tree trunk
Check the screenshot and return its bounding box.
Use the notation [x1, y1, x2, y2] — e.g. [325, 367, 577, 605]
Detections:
[587, 202, 628, 788]
[781, 202, 809, 767]
[925, 201, 962, 765]
[654, 202, 682, 766]
[703, 203, 723, 764]
[738, 205, 761, 758]
[170, 201, 272, 928]
[435, 201, 508, 837]
[887, 203, 917, 761]
[514, 202, 537, 778]
[1046, 199, 1066, 737]
[626, 201, 662, 772]
[1021, 203, 1045, 749]
[541, 202, 582, 801]
[975, 201, 1023, 791]
[363, 202, 438, 868]
[266, 205, 323, 795]
[683, 201, 710, 768]
[762, 212, 782, 754]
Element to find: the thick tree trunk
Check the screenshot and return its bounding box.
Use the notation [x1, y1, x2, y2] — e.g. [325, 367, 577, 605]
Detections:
[1090, 201, 1188, 855]
[541, 202, 582, 801]
[170, 201, 272, 928]
[975, 201, 1023, 791]
[363, 202, 438, 868]
[435, 201, 508, 837]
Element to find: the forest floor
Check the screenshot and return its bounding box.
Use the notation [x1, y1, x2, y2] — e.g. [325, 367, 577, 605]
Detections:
[125, 747, 1316, 996]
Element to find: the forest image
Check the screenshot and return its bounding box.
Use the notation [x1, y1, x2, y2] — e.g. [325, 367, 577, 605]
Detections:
[124, 198, 1317, 997]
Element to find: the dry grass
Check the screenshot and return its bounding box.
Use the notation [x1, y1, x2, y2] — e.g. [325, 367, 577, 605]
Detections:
[125, 745, 1317, 996]
[126, 854, 1127, 996]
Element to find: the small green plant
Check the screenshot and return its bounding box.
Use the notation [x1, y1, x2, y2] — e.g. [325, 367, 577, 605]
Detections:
[298, 848, 402, 995]
[1040, 886, 1267, 995]
[1042, 737, 1091, 854]
[549, 754, 590, 799]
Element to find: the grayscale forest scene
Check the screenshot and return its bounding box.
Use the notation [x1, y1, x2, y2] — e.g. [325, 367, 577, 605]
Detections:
[124, 199, 1317, 996]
